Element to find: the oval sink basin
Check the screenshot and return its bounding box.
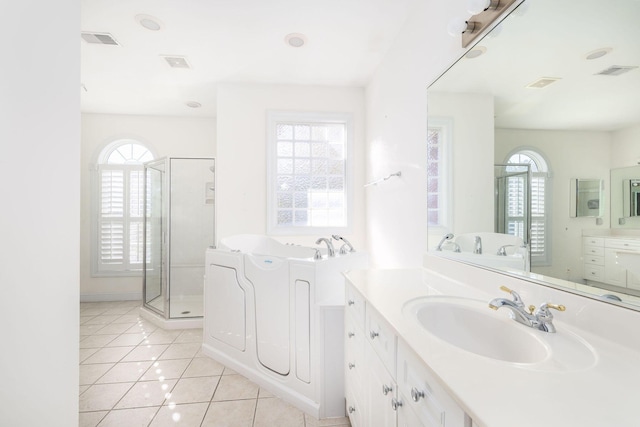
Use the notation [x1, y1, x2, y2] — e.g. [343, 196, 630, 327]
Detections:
[404, 297, 549, 364]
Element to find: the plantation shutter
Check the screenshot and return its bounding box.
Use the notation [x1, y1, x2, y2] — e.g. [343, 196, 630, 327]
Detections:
[530, 175, 546, 257]
[99, 168, 124, 266]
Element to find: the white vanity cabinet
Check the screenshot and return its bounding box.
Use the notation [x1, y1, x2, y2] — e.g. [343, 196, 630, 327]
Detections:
[583, 237, 640, 289]
[344, 282, 471, 427]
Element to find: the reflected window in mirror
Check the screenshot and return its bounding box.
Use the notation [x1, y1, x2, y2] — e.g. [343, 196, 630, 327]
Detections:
[427, 118, 452, 231]
[506, 149, 551, 267]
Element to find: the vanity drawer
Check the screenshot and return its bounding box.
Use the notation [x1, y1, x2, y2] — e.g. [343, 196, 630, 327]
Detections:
[583, 246, 605, 257]
[605, 239, 640, 251]
[583, 255, 604, 266]
[365, 306, 397, 376]
[583, 237, 604, 247]
[397, 342, 468, 427]
[584, 264, 604, 281]
[345, 284, 366, 328]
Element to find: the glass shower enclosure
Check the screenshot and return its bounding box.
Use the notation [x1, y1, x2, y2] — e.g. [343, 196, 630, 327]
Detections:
[143, 157, 215, 319]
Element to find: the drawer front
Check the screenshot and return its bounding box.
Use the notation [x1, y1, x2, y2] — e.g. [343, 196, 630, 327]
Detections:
[583, 246, 605, 257]
[583, 237, 604, 247]
[366, 307, 397, 376]
[346, 386, 365, 427]
[397, 342, 468, 427]
[583, 255, 604, 266]
[584, 264, 604, 281]
[605, 239, 640, 250]
[345, 309, 366, 386]
[346, 284, 366, 328]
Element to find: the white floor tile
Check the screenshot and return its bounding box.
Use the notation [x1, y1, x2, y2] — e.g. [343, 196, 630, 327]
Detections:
[80, 363, 114, 385]
[121, 344, 168, 362]
[96, 361, 153, 384]
[79, 382, 134, 412]
[114, 379, 177, 409]
[97, 406, 159, 427]
[166, 376, 220, 405]
[201, 400, 256, 427]
[183, 357, 225, 378]
[82, 346, 135, 365]
[80, 334, 119, 349]
[105, 333, 146, 347]
[144, 329, 182, 345]
[253, 398, 305, 427]
[140, 359, 192, 381]
[79, 411, 108, 427]
[150, 402, 209, 426]
[212, 374, 259, 402]
[158, 342, 201, 360]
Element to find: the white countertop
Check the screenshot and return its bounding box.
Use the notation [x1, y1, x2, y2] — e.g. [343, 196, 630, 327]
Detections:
[344, 267, 640, 427]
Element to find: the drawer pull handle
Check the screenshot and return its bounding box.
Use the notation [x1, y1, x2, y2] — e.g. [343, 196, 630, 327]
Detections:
[382, 384, 393, 395]
[348, 362, 356, 370]
[348, 332, 355, 338]
[391, 398, 403, 411]
[411, 387, 426, 402]
[370, 331, 379, 339]
[348, 406, 356, 414]
[348, 300, 355, 306]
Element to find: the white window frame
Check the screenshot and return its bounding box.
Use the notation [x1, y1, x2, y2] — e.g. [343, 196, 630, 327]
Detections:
[266, 111, 354, 235]
[427, 117, 453, 234]
[90, 139, 155, 277]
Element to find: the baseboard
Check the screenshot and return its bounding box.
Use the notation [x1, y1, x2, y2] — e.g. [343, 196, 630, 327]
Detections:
[139, 306, 203, 330]
[80, 292, 142, 302]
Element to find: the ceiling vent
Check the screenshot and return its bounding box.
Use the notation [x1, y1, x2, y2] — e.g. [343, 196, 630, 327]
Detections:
[161, 56, 191, 69]
[595, 65, 638, 76]
[526, 77, 561, 89]
[81, 32, 119, 46]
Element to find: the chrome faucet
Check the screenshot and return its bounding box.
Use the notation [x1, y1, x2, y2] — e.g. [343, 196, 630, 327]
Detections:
[474, 235, 482, 254]
[488, 286, 566, 333]
[435, 233, 454, 251]
[496, 244, 514, 256]
[315, 237, 335, 257]
[332, 234, 355, 254]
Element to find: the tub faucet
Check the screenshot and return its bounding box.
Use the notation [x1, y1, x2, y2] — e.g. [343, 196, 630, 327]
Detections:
[315, 237, 335, 257]
[435, 233, 454, 251]
[474, 236, 482, 254]
[332, 234, 355, 254]
[488, 286, 566, 333]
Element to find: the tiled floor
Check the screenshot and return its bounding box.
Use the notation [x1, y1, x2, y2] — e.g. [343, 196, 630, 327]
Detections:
[80, 300, 351, 427]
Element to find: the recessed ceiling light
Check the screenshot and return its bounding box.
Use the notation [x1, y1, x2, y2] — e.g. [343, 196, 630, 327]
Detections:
[526, 77, 561, 89]
[135, 14, 163, 31]
[186, 101, 202, 108]
[465, 46, 487, 59]
[284, 33, 307, 48]
[584, 47, 612, 60]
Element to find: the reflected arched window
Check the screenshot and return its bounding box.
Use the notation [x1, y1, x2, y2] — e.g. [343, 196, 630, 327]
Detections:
[505, 149, 551, 266]
[93, 140, 155, 275]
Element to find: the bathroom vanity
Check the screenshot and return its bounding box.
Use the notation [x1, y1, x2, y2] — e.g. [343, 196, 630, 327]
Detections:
[344, 254, 640, 427]
[583, 235, 640, 291]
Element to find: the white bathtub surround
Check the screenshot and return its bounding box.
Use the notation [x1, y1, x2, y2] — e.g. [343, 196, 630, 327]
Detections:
[344, 254, 640, 427]
[203, 235, 368, 419]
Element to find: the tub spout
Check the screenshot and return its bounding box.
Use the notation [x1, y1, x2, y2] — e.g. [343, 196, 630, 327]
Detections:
[315, 237, 335, 257]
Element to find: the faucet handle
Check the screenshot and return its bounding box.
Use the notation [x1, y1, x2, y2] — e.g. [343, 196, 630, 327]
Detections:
[540, 303, 566, 313]
[499, 286, 525, 307]
[527, 305, 535, 315]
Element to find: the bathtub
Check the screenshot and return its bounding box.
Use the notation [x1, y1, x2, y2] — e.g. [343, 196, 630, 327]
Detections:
[202, 234, 368, 419]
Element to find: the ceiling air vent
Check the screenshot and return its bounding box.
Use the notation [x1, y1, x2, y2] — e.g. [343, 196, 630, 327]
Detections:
[526, 77, 561, 89]
[81, 32, 119, 46]
[161, 56, 191, 69]
[595, 65, 638, 76]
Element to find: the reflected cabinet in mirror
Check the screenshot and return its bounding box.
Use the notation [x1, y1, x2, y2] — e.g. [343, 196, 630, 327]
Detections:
[427, 0, 640, 309]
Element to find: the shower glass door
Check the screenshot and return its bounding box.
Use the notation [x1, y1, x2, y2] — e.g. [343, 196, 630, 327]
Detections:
[495, 163, 531, 245]
[143, 159, 166, 316]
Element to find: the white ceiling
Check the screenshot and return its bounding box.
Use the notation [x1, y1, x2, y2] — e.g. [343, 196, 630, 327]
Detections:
[81, 0, 418, 118]
[429, 0, 640, 131]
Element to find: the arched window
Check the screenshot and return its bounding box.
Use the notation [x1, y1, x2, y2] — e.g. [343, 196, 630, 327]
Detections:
[93, 140, 154, 275]
[505, 149, 551, 266]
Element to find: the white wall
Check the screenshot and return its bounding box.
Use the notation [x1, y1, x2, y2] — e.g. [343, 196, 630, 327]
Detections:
[364, 0, 469, 267]
[495, 129, 611, 281]
[0, 1, 80, 425]
[216, 83, 366, 249]
[428, 92, 495, 241]
[611, 123, 640, 168]
[80, 113, 216, 300]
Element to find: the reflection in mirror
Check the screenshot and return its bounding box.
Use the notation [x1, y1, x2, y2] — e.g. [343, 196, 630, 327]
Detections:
[570, 179, 604, 218]
[623, 179, 640, 217]
[427, 0, 640, 310]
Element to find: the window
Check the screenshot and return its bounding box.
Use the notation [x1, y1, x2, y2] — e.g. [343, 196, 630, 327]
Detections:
[93, 140, 154, 276]
[505, 149, 551, 266]
[427, 118, 452, 231]
[267, 111, 353, 234]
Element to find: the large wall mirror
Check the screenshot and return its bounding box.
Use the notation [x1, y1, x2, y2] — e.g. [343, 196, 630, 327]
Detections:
[427, 0, 640, 309]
